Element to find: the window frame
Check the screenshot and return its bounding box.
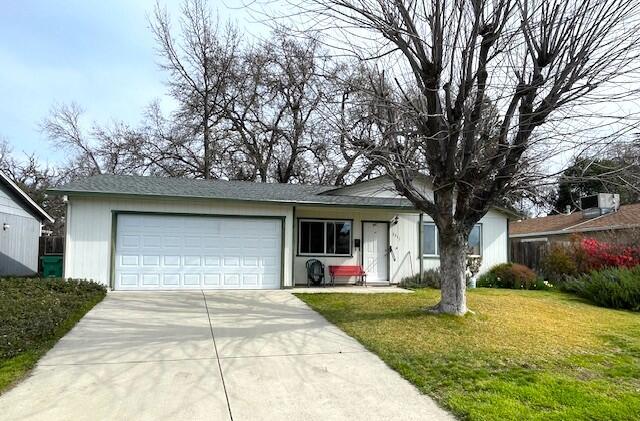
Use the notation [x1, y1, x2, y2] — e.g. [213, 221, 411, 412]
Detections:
[297, 218, 353, 257]
[422, 222, 439, 257]
[467, 224, 483, 257]
[421, 222, 483, 257]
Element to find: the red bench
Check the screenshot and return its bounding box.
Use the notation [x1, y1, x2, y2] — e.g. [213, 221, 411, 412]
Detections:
[328, 265, 367, 287]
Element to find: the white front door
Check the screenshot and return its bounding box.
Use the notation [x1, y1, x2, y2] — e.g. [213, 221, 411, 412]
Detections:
[114, 214, 282, 290]
[362, 222, 388, 283]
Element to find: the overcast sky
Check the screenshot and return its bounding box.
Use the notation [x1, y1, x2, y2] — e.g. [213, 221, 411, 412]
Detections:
[0, 1, 265, 164]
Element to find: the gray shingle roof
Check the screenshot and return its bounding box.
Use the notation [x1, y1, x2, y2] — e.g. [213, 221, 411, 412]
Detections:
[48, 175, 414, 209]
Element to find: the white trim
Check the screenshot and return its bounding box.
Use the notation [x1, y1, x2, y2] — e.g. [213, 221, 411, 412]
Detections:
[0, 171, 54, 223]
[297, 218, 352, 257]
[422, 222, 439, 256]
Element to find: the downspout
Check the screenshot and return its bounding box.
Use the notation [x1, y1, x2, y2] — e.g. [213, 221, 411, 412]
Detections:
[506, 218, 511, 262]
[291, 205, 296, 288]
[63, 196, 70, 279]
[418, 213, 424, 282]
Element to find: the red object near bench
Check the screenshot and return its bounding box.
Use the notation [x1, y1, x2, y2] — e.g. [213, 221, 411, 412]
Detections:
[328, 265, 367, 287]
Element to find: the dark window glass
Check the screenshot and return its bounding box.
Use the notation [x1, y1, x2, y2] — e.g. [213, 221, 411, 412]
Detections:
[423, 223, 437, 255]
[335, 222, 351, 254]
[326, 222, 335, 254]
[467, 225, 482, 256]
[299, 220, 351, 255]
[300, 221, 325, 254]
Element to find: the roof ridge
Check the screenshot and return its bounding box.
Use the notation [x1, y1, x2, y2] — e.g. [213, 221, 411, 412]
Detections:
[89, 174, 335, 189]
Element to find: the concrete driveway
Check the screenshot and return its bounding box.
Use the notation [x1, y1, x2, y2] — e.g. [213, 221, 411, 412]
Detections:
[0, 291, 453, 421]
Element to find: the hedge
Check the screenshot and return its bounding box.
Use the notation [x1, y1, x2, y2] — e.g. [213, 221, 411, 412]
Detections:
[0, 278, 106, 360]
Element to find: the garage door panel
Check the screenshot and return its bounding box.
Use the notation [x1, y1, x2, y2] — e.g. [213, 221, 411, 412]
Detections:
[243, 256, 259, 267]
[120, 273, 139, 286]
[204, 274, 220, 286]
[184, 274, 201, 286]
[142, 274, 160, 286]
[163, 236, 181, 248]
[262, 273, 278, 286]
[243, 274, 259, 286]
[224, 273, 240, 286]
[120, 255, 139, 266]
[204, 256, 220, 266]
[184, 255, 201, 266]
[164, 255, 180, 266]
[142, 255, 160, 266]
[115, 214, 281, 290]
[162, 273, 180, 286]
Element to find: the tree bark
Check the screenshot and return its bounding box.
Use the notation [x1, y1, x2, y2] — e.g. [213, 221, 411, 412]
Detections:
[432, 229, 468, 315]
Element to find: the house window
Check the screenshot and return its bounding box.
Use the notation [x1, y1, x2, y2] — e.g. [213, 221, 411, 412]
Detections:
[298, 219, 352, 256]
[467, 224, 482, 256]
[423, 223, 438, 255]
[422, 223, 482, 256]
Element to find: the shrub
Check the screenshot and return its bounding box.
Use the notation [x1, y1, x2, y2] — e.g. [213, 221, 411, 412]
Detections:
[477, 263, 544, 290]
[562, 266, 640, 311]
[399, 268, 441, 289]
[541, 245, 578, 282]
[580, 238, 640, 270]
[0, 278, 106, 359]
[540, 236, 640, 283]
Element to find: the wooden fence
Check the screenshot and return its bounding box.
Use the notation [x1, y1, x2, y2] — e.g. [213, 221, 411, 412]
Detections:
[510, 241, 550, 271]
[38, 236, 65, 273]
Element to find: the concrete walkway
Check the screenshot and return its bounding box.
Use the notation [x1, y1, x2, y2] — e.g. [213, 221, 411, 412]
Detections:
[293, 285, 414, 293]
[0, 291, 453, 421]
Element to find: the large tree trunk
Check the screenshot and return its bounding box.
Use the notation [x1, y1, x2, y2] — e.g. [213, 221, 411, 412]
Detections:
[433, 229, 468, 315]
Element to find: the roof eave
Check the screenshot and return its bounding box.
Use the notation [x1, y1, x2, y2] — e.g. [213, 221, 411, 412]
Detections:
[1, 172, 54, 223]
[47, 189, 415, 210]
[510, 223, 640, 238]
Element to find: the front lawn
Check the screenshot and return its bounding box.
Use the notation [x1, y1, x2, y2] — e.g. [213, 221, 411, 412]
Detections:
[296, 289, 640, 421]
[0, 278, 106, 393]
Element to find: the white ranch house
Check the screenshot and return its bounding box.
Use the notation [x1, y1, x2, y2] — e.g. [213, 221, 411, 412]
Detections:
[50, 175, 510, 290]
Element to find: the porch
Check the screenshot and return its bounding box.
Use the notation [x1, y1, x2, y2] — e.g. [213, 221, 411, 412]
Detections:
[292, 285, 413, 293]
[291, 205, 421, 287]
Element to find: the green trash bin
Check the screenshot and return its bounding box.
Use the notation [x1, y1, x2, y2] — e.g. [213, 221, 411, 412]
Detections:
[41, 255, 63, 278]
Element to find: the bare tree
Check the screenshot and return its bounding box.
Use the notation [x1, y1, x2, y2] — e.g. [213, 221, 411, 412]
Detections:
[0, 139, 65, 234]
[42, 103, 147, 179]
[281, 0, 640, 314]
[150, 0, 241, 179]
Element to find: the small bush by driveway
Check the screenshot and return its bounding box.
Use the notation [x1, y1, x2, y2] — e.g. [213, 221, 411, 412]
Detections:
[0, 278, 106, 393]
[296, 289, 640, 421]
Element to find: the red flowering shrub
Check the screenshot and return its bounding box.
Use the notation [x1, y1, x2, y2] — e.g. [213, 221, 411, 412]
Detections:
[580, 237, 640, 271]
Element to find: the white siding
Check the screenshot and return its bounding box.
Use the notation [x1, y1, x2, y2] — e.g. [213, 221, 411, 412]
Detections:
[421, 209, 508, 274]
[64, 196, 294, 287]
[0, 212, 41, 275]
[0, 183, 35, 219]
[0, 183, 41, 275]
[330, 176, 434, 201]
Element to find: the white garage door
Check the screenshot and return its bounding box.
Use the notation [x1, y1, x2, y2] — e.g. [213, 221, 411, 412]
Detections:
[114, 214, 282, 290]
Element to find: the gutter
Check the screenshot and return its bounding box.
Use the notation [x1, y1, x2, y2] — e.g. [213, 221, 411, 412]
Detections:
[46, 189, 417, 211]
[510, 223, 640, 238]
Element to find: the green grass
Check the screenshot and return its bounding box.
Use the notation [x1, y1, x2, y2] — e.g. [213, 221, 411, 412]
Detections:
[0, 278, 106, 393]
[295, 289, 640, 421]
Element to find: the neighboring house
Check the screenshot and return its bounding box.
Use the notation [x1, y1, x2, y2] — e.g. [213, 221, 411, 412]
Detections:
[510, 195, 640, 244]
[49, 174, 510, 290]
[0, 171, 54, 276]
